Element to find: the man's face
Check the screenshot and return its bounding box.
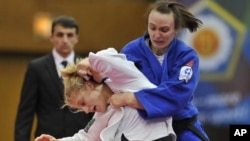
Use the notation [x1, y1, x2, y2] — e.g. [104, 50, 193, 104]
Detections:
[50, 25, 79, 57]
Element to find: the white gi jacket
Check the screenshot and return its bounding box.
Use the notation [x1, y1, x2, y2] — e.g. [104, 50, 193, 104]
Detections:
[60, 48, 176, 141]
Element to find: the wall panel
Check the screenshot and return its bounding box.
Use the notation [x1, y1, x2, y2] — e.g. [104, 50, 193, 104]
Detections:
[0, 0, 150, 54]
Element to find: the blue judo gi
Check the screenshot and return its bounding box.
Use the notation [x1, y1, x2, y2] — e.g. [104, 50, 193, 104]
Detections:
[121, 33, 210, 141]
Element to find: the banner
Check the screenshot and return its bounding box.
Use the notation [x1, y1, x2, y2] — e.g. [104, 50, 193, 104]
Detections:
[178, 0, 250, 126]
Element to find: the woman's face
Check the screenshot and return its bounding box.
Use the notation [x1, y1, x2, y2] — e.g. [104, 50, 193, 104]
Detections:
[147, 10, 178, 50]
[69, 84, 108, 113]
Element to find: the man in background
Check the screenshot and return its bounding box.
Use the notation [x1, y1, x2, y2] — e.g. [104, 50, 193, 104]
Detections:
[15, 16, 93, 141]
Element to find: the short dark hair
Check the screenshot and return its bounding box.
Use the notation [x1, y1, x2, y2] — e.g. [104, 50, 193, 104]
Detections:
[51, 16, 79, 34]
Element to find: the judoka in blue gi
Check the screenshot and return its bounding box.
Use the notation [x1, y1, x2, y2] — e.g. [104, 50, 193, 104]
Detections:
[109, 1, 210, 141]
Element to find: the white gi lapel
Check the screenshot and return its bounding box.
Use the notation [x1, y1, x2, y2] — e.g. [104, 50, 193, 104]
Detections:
[100, 107, 124, 141]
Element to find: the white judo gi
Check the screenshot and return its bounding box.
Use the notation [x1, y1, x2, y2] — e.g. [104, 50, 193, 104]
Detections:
[60, 48, 176, 141]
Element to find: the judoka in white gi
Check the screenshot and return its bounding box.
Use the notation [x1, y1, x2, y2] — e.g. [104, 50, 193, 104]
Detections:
[34, 48, 176, 141]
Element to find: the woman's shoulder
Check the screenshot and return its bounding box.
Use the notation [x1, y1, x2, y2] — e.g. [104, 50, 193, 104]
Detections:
[174, 39, 198, 55]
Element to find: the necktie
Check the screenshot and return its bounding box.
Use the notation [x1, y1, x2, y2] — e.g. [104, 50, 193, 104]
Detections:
[61, 60, 68, 68]
[60, 61, 68, 90]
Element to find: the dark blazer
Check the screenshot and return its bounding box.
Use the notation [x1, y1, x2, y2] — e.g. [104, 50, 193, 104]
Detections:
[15, 53, 93, 141]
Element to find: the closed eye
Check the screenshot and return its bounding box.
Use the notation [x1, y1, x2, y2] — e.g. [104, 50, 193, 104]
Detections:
[69, 108, 83, 113]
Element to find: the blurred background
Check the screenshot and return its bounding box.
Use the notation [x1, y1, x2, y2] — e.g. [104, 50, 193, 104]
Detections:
[1, 0, 249, 141]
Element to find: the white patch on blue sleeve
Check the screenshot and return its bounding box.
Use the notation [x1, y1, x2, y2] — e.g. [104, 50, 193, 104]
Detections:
[178, 66, 193, 83]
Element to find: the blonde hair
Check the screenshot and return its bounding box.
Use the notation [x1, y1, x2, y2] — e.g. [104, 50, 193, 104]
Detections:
[60, 59, 87, 108]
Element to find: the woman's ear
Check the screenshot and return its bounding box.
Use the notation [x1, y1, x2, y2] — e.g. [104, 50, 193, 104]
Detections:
[85, 81, 95, 90]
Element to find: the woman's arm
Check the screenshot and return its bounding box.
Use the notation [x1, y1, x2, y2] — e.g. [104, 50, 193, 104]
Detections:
[34, 134, 57, 141]
[109, 92, 144, 110]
